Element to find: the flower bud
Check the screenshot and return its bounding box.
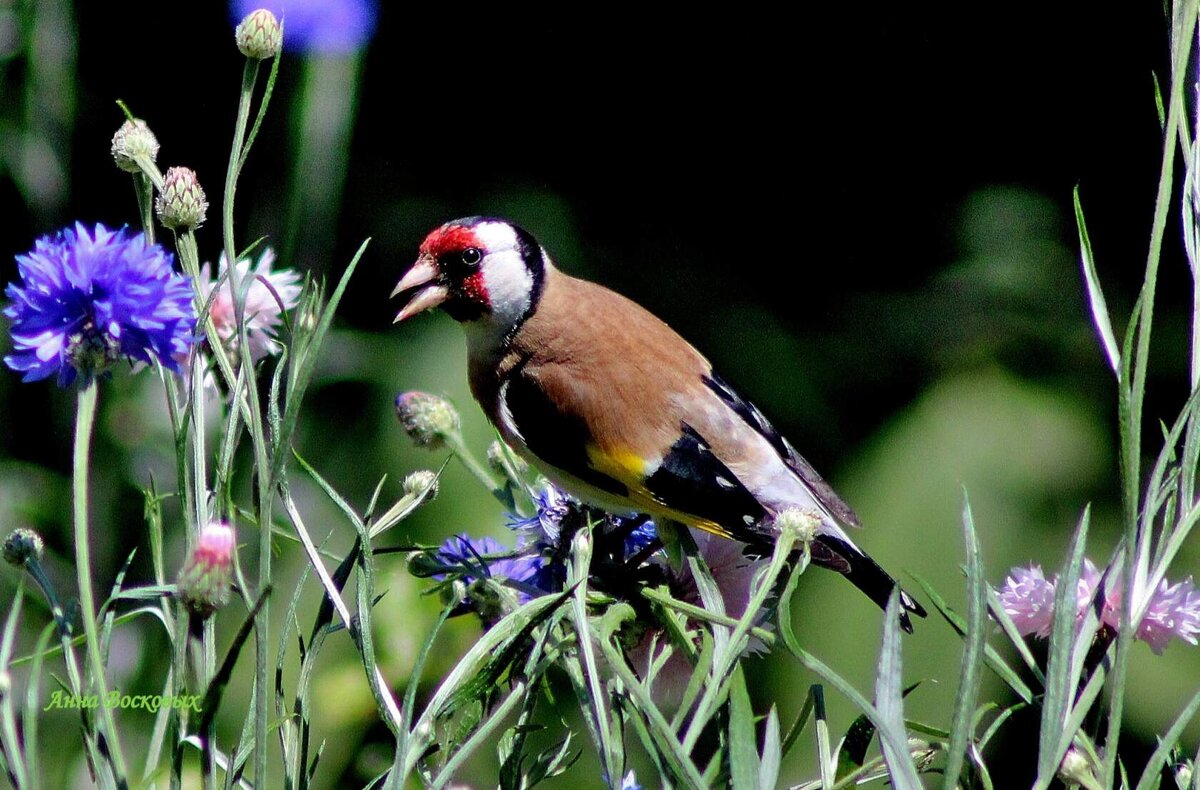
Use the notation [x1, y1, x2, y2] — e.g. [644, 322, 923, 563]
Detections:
[1174, 759, 1193, 790]
[235, 9, 282, 60]
[407, 550, 447, 578]
[487, 441, 527, 478]
[395, 391, 459, 450]
[3, 528, 44, 568]
[1058, 745, 1100, 790]
[155, 166, 209, 230]
[111, 118, 159, 173]
[773, 508, 820, 547]
[403, 469, 439, 501]
[177, 522, 235, 618]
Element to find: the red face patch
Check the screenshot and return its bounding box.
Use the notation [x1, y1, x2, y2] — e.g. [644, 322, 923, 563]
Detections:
[420, 224, 482, 259]
[460, 270, 488, 304]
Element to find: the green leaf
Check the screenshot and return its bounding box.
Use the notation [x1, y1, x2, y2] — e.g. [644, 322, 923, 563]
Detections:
[1133, 689, 1200, 790]
[874, 592, 923, 788]
[780, 685, 818, 762]
[1035, 507, 1091, 786]
[759, 705, 781, 790]
[191, 585, 272, 781]
[942, 492, 987, 790]
[910, 571, 1034, 704]
[835, 711, 877, 778]
[729, 666, 759, 790]
[1074, 186, 1121, 373]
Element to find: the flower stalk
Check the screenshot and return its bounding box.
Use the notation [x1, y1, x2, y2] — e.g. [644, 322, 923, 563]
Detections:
[72, 382, 129, 784]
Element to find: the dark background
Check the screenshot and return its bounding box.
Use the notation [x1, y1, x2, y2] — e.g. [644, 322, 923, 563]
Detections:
[1, 2, 1196, 787]
[0, 3, 1173, 458]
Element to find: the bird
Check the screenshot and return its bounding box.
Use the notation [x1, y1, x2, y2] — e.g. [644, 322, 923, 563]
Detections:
[391, 216, 926, 631]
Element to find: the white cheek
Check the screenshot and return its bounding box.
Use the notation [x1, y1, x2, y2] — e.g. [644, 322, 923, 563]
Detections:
[481, 251, 533, 328]
[472, 222, 520, 251]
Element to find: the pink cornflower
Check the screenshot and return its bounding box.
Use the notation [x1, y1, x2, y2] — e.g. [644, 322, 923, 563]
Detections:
[998, 558, 1200, 654]
[197, 248, 301, 361]
[997, 564, 1056, 638]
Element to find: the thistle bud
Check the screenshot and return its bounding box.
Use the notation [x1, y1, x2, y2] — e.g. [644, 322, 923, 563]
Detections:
[155, 167, 209, 231]
[235, 9, 282, 60]
[395, 391, 459, 450]
[177, 522, 235, 618]
[3, 528, 44, 568]
[111, 118, 159, 173]
[403, 469, 439, 501]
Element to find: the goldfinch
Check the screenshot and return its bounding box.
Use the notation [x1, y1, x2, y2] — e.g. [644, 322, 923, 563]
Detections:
[391, 216, 926, 631]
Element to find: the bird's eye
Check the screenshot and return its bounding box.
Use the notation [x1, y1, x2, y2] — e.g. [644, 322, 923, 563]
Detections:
[460, 247, 482, 266]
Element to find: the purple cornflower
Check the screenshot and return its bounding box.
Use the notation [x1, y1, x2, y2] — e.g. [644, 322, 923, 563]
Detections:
[231, 0, 377, 54]
[4, 223, 195, 386]
[997, 559, 1200, 653]
[997, 564, 1056, 638]
[1134, 576, 1200, 653]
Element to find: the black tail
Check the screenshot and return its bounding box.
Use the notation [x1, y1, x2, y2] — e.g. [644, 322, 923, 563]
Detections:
[811, 535, 927, 633]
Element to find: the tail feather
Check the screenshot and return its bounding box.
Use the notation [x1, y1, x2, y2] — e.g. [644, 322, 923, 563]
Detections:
[812, 535, 927, 633]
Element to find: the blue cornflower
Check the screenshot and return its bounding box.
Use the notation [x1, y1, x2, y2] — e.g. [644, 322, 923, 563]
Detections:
[436, 534, 545, 603]
[507, 483, 572, 543]
[623, 518, 658, 558]
[4, 223, 196, 386]
[231, 0, 377, 54]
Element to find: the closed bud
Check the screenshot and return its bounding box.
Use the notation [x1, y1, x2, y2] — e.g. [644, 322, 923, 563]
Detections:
[235, 9, 282, 60]
[395, 391, 459, 450]
[403, 469, 439, 501]
[3, 528, 44, 567]
[177, 522, 235, 618]
[156, 167, 208, 230]
[487, 441, 527, 478]
[407, 551, 447, 578]
[1174, 760, 1193, 790]
[1058, 746, 1101, 790]
[111, 118, 159, 173]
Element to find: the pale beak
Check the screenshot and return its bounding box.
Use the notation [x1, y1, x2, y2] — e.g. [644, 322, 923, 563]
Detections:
[391, 256, 449, 323]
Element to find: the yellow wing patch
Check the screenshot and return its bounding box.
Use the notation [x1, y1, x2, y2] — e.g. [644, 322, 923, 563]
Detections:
[583, 443, 734, 540]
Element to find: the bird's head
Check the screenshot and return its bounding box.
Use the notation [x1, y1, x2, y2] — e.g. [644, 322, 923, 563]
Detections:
[392, 217, 546, 334]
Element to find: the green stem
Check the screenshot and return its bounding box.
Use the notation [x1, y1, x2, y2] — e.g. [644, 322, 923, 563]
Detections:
[1104, 6, 1199, 785]
[132, 172, 156, 244]
[73, 383, 130, 786]
[221, 55, 273, 788]
[445, 434, 510, 507]
[223, 60, 258, 312]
